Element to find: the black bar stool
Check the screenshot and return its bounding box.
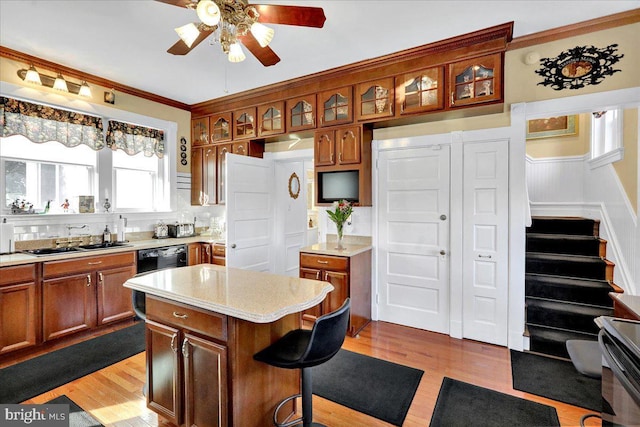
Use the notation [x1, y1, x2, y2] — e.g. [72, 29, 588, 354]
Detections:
[254, 298, 350, 427]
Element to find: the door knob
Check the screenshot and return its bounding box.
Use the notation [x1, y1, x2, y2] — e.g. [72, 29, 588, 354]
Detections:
[230, 243, 236, 249]
[440, 214, 447, 221]
[439, 250, 446, 256]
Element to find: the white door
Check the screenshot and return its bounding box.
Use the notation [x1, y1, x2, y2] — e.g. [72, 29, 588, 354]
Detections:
[462, 139, 509, 345]
[226, 154, 274, 271]
[274, 160, 307, 276]
[377, 145, 450, 333]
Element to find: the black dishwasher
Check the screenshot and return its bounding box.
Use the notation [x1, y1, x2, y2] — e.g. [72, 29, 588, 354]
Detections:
[133, 244, 188, 319]
[136, 244, 188, 273]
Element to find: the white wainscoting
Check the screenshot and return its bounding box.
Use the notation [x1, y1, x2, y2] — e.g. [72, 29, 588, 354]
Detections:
[527, 156, 637, 294]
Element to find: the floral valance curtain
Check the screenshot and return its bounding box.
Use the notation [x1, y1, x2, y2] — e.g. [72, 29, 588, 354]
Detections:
[0, 96, 105, 150]
[106, 120, 165, 158]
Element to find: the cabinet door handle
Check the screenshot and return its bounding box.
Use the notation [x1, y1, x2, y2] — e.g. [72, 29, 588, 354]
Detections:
[451, 91, 455, 106]
[86, 274, 91, 287]
[324, 272, 329, 281]
[339, 152, 343, 162]
[170, 334, 178, 352]
[182, 338, 189, 358]
[87, 261, 103, 265]
[478, 254, 492, 259]
[98, 272, 104, 283]
[315, 271, 320, 280]
[317, 260, 329, 264]
[173, 311, 188, 319]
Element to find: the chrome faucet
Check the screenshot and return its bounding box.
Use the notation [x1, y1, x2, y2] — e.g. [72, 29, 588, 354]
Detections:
[66, 224, 88, 236]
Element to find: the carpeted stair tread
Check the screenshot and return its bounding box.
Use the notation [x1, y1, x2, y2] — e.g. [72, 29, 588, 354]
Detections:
[526, 233, 603, 256]
[527, 324, 598, 359]
[526, 252, 610, 280]
[526, 297, 612, 334]
[525, 273, 613, 307]
[529, 217, 599, 237]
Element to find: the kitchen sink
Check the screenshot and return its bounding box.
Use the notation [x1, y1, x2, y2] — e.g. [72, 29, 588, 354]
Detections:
[78, 242, 131, 250]
[24, 247, 82, 255]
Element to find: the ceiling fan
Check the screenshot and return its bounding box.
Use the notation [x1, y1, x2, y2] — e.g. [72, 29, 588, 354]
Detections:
[156, 0, 326, 66]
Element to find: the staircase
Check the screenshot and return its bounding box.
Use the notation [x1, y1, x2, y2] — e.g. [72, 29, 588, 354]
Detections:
[525, 216, 618, 359]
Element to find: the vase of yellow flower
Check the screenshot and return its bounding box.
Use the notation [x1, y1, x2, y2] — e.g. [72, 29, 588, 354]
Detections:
[327, 200, 353, 250]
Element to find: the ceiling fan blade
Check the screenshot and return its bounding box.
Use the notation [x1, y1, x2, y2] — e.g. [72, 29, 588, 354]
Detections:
[155, 0, 195, 9]
[238, 33, 281, 67]
[253, 4, 326, 28]
[167, 28, 214, 55]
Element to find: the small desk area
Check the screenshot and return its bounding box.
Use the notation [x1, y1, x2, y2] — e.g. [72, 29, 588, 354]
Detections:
[124, 264, 333, 427]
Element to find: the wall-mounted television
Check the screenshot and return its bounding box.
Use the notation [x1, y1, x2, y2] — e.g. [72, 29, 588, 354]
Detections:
[317, 170, 359, 204]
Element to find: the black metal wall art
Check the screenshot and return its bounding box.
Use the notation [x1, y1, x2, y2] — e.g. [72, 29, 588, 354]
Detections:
[535, 44, 623, 91]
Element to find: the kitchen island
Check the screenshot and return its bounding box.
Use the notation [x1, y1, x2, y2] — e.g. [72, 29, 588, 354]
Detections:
[123, 264, 333, 427]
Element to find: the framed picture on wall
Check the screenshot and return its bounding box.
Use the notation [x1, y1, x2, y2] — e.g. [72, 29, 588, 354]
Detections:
[526, 115, 578, 140]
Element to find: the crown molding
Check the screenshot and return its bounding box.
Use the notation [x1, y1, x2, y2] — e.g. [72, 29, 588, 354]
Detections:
[0, 45, 190, 111]
[508, 9, 640, 51]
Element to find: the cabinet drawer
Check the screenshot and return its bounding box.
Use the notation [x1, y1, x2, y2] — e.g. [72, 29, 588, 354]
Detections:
[0, 264, 36, 286]
[43, 252, 135, 278]
[212, 244, 226, 257]
[300, 253, 348, 271]
[147, 296, 227, 342]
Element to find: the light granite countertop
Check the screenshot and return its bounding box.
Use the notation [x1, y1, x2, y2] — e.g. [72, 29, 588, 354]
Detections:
[124, 264, 333, 323]
[300, 236, 372, 257]
[0, 236, 224, 268]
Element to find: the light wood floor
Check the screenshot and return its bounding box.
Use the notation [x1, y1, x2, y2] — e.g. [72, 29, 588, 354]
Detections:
[13, 320, 600, 426]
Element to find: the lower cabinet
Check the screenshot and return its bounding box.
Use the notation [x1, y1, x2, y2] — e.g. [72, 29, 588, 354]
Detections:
[299, 249, 371, 336]
[42, 252, 136, 341]
[0, 264, 38, 355]
[188, 242, 226, 266]
[146, 296, 228, 427]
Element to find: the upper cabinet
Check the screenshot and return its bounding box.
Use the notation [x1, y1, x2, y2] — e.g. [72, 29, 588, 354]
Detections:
[396, 66, 444, 115]
[286, 94, 316, 132]
[209, 112, 232, 143]
[314, 125, 361, 168]
[319, 86, 353, 127]
[258, 101, 285, 137]
[233, 107, 257, 140]
[356, 78, 395, 121]
[448, 53, 502, 108]
[191, 117, 210, 146]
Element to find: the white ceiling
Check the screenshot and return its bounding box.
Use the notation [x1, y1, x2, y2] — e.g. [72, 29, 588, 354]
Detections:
[1, 1, 638, 106]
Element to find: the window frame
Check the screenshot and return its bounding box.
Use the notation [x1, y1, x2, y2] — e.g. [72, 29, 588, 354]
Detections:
[589, 108, 624, 169]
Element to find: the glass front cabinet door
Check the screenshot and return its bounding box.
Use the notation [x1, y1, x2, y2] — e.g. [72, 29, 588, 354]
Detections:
[258, 101, 285, 137]
[191, 117, 210, 146]
[209, 113, 232, 143]
[286, 94, 316, 132]
[395, 66, 444, 115]
[448, 53, 502, 108]
[356, 78, 394, 121]
[319, 86, 353, 127]
[232, 107, 256, 140]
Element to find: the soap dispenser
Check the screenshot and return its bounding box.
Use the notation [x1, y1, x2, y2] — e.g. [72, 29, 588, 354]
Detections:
[103, 225, 111, 244]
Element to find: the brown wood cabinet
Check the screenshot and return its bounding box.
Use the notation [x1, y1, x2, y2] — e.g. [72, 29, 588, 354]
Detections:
[286, 94, 316, 132]
[232, 107, 257, 140]
[0, 264, 38, 355]
[314, 125, 361, 167]
[448, 53, 502, 108]
[191, 145, 217, 206]
[188, 242, 226, 266]
[319, 86, 353, 127]
[188, 243, 203, 266]
[210, 112, 233, 143]
[257, 101, 285, 137]
[42, 252, 136, 341]
[146, 305, 228, 427]
[299, 249, 371, 336]
[356, 77, 395, 121]
[145, 294, 297, 426]
[396, 66, 444, 115]
[191, 117, 210, 146]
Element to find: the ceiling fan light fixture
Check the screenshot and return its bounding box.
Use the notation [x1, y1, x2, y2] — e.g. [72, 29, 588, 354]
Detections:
[227, 42, 246, 63]
[196, 0, 221, 26]
[175, 23, 201, 48]
[78, 81, 92, 98]
[53, 73, 69, 92]
[25, 65, 42, 85]
[250, 22, 274, 48]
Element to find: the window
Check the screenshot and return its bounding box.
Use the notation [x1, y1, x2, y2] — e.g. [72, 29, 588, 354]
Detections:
[590, 109, 623, 168]
[1, 134, 169, 214]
